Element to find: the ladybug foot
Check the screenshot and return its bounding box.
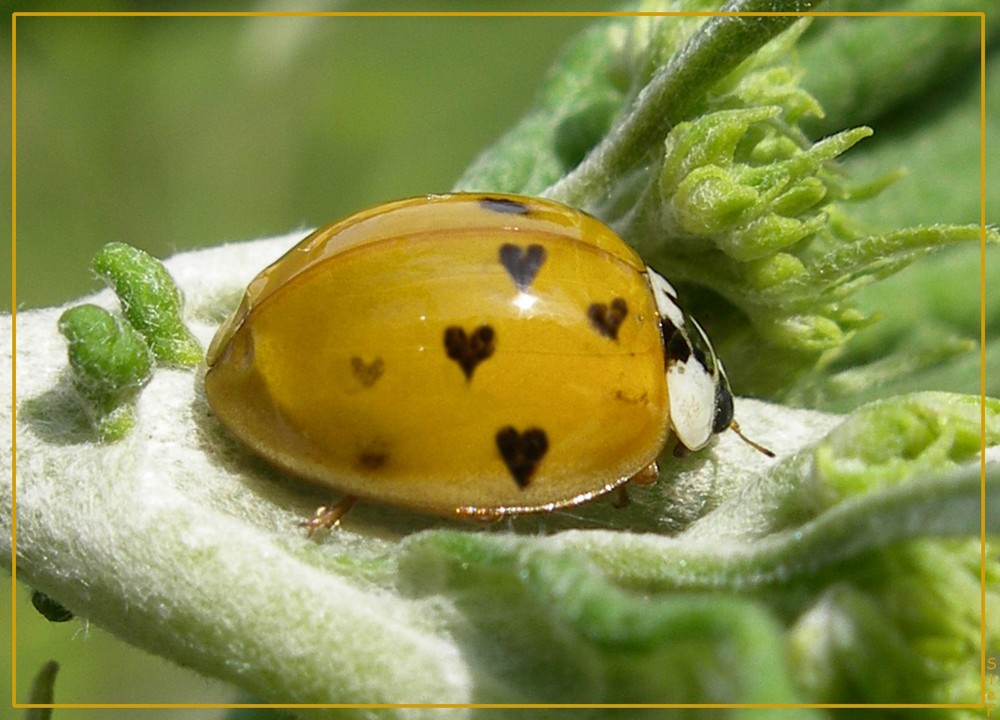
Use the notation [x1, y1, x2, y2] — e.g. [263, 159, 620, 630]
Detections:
[300, 495, 358, 537]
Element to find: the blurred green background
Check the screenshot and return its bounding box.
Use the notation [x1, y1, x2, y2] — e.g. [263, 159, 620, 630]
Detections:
[5, 1, 617, 714]
[7, 1, 622, 312]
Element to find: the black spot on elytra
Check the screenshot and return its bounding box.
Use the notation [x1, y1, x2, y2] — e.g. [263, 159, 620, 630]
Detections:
[351, 357, 385, 387]
[495, 426, 548, 488]
[444, 325, 495, 380]
[499, 243, 546, 291]
[357, 451, 388, 471]
[588, 298, 628, 340]
[479, 197, 531, 215]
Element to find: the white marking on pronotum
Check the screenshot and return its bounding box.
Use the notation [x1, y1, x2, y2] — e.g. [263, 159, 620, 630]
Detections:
[646, 266, 722, 451]
[645, 267, 685, 330]
[645, 267, 775, 457]
[666, 351, 718, 451]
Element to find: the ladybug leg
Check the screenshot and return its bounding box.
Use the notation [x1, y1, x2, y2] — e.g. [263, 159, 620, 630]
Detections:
[612, 486, 631, 509]
[300, 495, 358, 537]
[612, 462, 659, 509]
[630, 461, 659, 485]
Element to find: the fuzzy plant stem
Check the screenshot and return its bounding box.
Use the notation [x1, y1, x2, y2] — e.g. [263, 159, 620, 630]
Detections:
[547, 0, 826, 209]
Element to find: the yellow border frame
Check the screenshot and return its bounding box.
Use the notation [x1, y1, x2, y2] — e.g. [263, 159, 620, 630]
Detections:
[8, 8, 991, 712]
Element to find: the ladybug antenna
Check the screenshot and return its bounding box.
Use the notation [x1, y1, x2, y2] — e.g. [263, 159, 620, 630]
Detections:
[729, 420, 775, 458]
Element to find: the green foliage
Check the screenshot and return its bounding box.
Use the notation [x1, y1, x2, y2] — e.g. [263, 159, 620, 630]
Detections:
[91, 242, 202, 367]
[814, 393, 993, 502]
[57, 243, 201, 442]
[790, 539, 996, 710]
[57, 304, 154, 441]
[393, 393, 995, 708]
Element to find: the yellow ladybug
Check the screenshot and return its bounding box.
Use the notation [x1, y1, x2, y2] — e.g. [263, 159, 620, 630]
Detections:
[205, 193, 768, 529]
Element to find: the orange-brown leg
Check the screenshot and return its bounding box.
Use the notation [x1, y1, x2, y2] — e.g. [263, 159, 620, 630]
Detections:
[612, 486, 631, 508]
[630, 461, 659, 484]
[612, 462, 659, 509]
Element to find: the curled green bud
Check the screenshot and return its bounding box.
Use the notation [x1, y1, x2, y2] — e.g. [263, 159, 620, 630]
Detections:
[92, 242, 202, 367]
[764, 312, 847, 352]
[814, 393, 996, 503]
[722, 213, 826, 261]
[57, 304, 154, 442]
[770, 176, 827, 216]
[658, 116, 872, 261]
[732, 66, 824, 123]
[660, 106, 781, 194]
[744, 253, 807, 290]
[669, 165, 760, 235]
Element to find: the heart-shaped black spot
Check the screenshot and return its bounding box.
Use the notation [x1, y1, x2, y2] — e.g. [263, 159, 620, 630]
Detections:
[588, 298, 628, 340]
[444, 325, 495, 380]
[499, 243, 546, 291]
[351, 356, 385, 387]
[496, 426, 548, 488]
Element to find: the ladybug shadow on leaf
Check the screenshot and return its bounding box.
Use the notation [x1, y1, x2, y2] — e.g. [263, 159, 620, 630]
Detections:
[190, 377, 459, 538]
